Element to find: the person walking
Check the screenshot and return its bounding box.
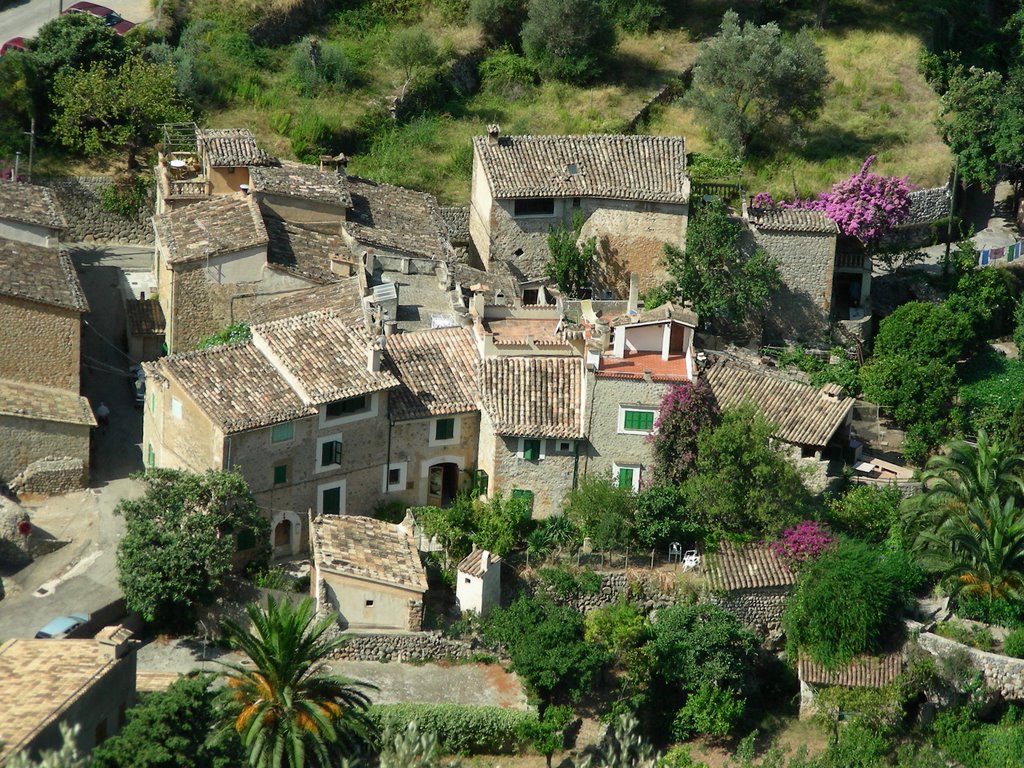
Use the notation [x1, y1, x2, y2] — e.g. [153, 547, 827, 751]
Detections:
[95, 401, 110, 432]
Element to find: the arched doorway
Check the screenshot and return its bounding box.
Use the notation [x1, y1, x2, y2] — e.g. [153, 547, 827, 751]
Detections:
[427, 462, 460, 507]
[274, 519, 292, 558]
[269, 510, 302, 560]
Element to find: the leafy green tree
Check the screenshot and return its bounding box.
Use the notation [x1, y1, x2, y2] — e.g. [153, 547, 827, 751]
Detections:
[53, 56, 190, 169]
[563, 476, 635, 550]
[219, 597, 375, 768]
[783, 539, 913, 667]
[632, 484, 702, 550]
[482, 595, 606, 708]
[521, 0, 616, 84]
[545, 212, 596, 298]
[7, 725, 88, 768]
[872, 301, 974, 364]
[682, 402, 812, 539]
[518, 705, 573, 768]
[649, 380, 718, 486]
[197, 322, 251, 350]
[30, 13, 128, 94]
[0, 53, 37, 159]
[92, 674, 242, 768]
[472, 490, 532, 556]
[826, 483, 903, 541]
[289, 37, 355, 97]
[116, 468, 269, 631]
[387, 26, 440, 99]
[469, 0, 528, 48]
[662, 199, 780, 325]
[414, 496, 477, 565]
[684, 10, 829, 155]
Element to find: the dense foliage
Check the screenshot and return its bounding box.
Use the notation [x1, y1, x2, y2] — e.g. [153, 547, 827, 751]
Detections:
[197, 322, 252, 349]
[563, 477, 635, 551]
[116, 469, 268, 630]
[415, 491, 531, 563]
[521, 0, 616, 84]
[545, 212, 596, 298]
[648, 380, 718, 487]
[769, 521, 835, 568]
[825, 483, 903, 541]
[367, 704, 535, 755]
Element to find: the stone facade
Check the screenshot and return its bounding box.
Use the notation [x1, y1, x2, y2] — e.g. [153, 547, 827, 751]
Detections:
[0, 296, 81, 391]
[582, 375, 669, 486]
[330, 631, 476, 662]
[532, 570, 676, 614]
[40, 177, 154, 244]
[0, 416, 90, 485]
[707, 588, 790, 637]
[9, 457, 87, 496]
[752, 229, 836, 345]
[387, 413, 480, 508]
[917, 630, 1024, 701]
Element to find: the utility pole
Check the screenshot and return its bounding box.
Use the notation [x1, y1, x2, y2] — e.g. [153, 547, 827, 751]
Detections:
[943, 159, 959, 278]
[25, 119, 35, 183]
[13, 152, 19, 181]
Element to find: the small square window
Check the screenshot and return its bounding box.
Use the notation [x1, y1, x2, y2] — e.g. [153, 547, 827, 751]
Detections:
[271, 422, 294, 443]
[321, 440, 343, 466]
[388, 467, 402, 486]
[465, 577, 471, 584]
[522, 439, 541, 461]
[365, 599, 374, 607]
[435, 418, 455, 441]
[273, 464, 288, 485]
[171, 397, 182, 420]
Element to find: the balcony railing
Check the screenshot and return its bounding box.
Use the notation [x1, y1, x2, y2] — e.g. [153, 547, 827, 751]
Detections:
[835, 252, 869, 270]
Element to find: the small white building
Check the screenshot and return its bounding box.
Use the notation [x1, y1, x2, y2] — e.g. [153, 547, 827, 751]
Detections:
[456, 548, 501, 618]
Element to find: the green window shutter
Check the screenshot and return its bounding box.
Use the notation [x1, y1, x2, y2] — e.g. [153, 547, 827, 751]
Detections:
[237, 528, 257, 551]
[149, 392, 155, 415]
[617, 467, 634, 489]
[473, 469, 489, 496]
[624, 410, 655, 431]
[147, 443, 155, 468]
[435, 418, 455, 441]
[321, 440, 342, 466]
[523, 439, 540, 461]
[512, 489, 534, 514]
[273, 464, 288, 485]
[323, 486, 342, 515]
[271, 422, 294, 443]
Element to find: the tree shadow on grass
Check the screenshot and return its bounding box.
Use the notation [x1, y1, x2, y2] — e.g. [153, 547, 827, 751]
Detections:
[796, 123, 904, 164]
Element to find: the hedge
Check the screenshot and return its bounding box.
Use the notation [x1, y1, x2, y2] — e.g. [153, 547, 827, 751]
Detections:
[368, 703, 537, 754]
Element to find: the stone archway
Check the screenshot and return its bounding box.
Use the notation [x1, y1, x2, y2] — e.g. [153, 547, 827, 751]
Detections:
[269, 510, 302, 559]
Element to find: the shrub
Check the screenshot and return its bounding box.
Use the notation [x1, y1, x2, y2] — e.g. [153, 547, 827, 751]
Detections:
[478, 46, 537, 97]
[633, 484, 702, 550]
[521, 0, 616, 84]
[1003, 629, 1024, 658]
[649, 380, 719, 486]
[935, 620, 994, 652]
[1015, 298, 1024, 354]
[826, 483, 903, 541]
[538, 566, 601, 598]
[289, 37, 355, 96]
[583, 601, 650, 659]
[100, 175, 149, 218]
[873, 301, 974, 365]
[956, 595, 1024, 628]
[196, 321, 251, 349]
[563, 476, 635, 550]
[770, 521, 835, 568]
[367, 703, 535, 754]
[469, 0, 528, 47]
[671, 684, 744, 740]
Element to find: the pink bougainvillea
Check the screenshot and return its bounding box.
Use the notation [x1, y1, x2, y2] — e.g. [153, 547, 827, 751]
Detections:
[770, 521, 835, 567]
[753, 157, 912, 245]
[648, 380, 719, 486]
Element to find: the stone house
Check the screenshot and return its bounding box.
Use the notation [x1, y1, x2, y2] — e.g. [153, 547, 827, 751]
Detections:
[0, 632, 136, 763]
[469, 128, 689, 296]
[456, 548, 501, 617]
[797, 651, 905, 719]
[250, 160, 351, 226]
[384, 327, 481, 508]
[705, 542, 795, 637]
[144, 309, 399, 558]
[124, 298, 166, 363]
[0, 239, 94, 484]
[0, 180, 66, 248]
[478, 356, 586, 518]
[311, 513, 428, 631]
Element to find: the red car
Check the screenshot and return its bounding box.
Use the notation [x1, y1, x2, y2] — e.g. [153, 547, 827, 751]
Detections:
[0, 37, 26, 56]
[62, 2, 136, 34]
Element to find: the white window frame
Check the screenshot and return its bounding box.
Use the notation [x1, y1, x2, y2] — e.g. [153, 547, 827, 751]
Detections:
[383, 461, 408, 493]
[618, 406, 657, 435]
[317, 479, 346, 516]
[270, 421, 294, 444]
[549, 439, 577, 455]
[319, 393, 377, 429]
[612, 462, 643, 492]
[315, 433, 344, 474]
[171, 397, 183, 420]
[429, 415, 461, 447]
[518, 437, 546, 461]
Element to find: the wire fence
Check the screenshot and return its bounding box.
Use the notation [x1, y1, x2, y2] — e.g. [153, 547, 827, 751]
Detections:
[517, 544, 702, 573]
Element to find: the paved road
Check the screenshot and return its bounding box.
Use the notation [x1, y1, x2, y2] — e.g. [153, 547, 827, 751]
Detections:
[0, 0, 151, 44]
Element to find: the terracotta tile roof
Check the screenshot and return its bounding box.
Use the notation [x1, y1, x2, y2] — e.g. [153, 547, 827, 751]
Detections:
[248, 278, 365, 327]
[474, 134, 688, 203]
[440, 206, 470, 242]
[611, 301, 698, 327]
[798, 651, 904, 688]
[265, 217, 353, 284]
[313, 515, 428, 592]
[480, 356, 583, 438]
[746, 207, 839, 234]
[0, 179, 66, 230]
[197, 128, 277, 167]
[707, 542, 795, 591]
[0, 379, 96, 426]
[457, 548, 501, 578]
[252, 310, 399, 404]
[148, 343, 315, 433]
[250, 161, 351, 207]
[154, 195, 268, 266]
[125, 298, 166, 335]
[345, 176, 450, 258]
[0, 639, 120, 763]
[385, 327, 479, 421]
[0, 240, 88, 312]
[705, 358, 853, 447]
[597, 351, 689, 381]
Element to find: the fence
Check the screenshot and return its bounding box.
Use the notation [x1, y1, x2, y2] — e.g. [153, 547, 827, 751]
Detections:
[519, 543, 702, 572]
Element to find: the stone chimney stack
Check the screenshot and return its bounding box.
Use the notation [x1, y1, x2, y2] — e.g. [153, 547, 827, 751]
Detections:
[367, 343, 382, 373]
[627, 272, 639, 314]
[481, 550, 490, 570]
[486, 124, 501, 146]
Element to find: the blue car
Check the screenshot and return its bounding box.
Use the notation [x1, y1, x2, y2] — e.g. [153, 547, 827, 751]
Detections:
[34, 613, 90, 639]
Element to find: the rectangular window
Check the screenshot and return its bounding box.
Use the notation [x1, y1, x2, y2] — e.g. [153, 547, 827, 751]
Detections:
[171, 397, 182, 420]
[326, 395, 368, 419]
[321, 440, 343, 467]
[322, 486, 342, 515]
[617, 466, 634, 489]
[514, 198, 555, 217]
[271, 422, 294, 443]
[613, 463, 642, 492]
[365, 600, 374, 607]
[149, 392, 155, 415]
[435, 417, 455, 441]
[388, 467, 402, 486]
[147, 443, 155, 469]
[273, 464, 288, 485]
[619, 407, 657, 434]
[511, 489, 534, 514]
[522, 438, 541, 461]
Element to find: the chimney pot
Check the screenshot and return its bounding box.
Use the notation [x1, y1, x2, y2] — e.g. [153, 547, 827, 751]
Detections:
[367, 344, 382, 373]
[486, 124, 501, 146]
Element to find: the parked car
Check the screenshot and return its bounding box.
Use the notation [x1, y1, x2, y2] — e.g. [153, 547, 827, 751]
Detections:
[128, 364, 145, 408]
[35, 613, 90, 639]
[0, 38, 26, 56]
[62, 2, 136, 34]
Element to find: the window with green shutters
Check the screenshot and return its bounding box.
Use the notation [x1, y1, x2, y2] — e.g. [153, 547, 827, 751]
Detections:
[326, 395, 368, 418]
[271, 422, 294, 443]
[512, 489, 534, 514]
[321, 440, 342, 466]
[273, 464, 288, 485]
[322, 486, 342, 515]
[617, 466, 634, 489]
[435, 418, 455, 441]
[622, 409, 655, 432]
[522, 439, 541, 461]
[473, 469, 489, 496]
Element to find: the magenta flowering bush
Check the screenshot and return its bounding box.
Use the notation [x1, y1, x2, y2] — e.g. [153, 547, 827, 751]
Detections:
[770, 521, 835, 567]
[648, 380, 719, 486]
[752, 156, 912, 245]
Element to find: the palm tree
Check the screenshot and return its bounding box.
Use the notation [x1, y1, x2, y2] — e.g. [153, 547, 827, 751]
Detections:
[219, 596, 375, 768]
[913, 431, 1024, 513]
[913, 493, 1024, 602]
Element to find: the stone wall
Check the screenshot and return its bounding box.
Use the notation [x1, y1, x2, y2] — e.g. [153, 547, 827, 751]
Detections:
[0, 415, 90, 485]
[881, 186, 953, 251]
[10, 457, 87, 496]
[917, 630, 1024, 701]
[583, 375, 669, 484]
[530, 570, 677, 615]
[0, 296, 81, 391]
[39, 176, 154, 244]
[330, 631, 477, 662]
[707, 588, 790, 638]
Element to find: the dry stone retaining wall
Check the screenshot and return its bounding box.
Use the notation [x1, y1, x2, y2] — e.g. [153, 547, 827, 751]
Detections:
[39, 176, 154, 244]
[10, 457, 86, 496]
[707, 588, 789, 638]
[331, 631, 477, 662]
[917, 630, 1024, 701]
[532, 571, 676, 614]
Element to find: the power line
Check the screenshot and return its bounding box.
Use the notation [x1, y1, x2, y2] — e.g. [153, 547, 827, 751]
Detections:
[82, 320, 135, 364]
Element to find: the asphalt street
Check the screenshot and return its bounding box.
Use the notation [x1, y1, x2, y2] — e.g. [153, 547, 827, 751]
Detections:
[0, 0, 151, 44]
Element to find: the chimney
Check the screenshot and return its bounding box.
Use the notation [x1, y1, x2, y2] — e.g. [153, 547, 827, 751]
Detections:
[481, 550, 490, 570]
[336, 153, 348, 176]
[95, 625, 134, 659]
[239, 184, 250, 196]
[821, 383, 844, 402]
[367, 343, 382, 373]
[627, 272, 639, 314]
[486, 124, 501, 146]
